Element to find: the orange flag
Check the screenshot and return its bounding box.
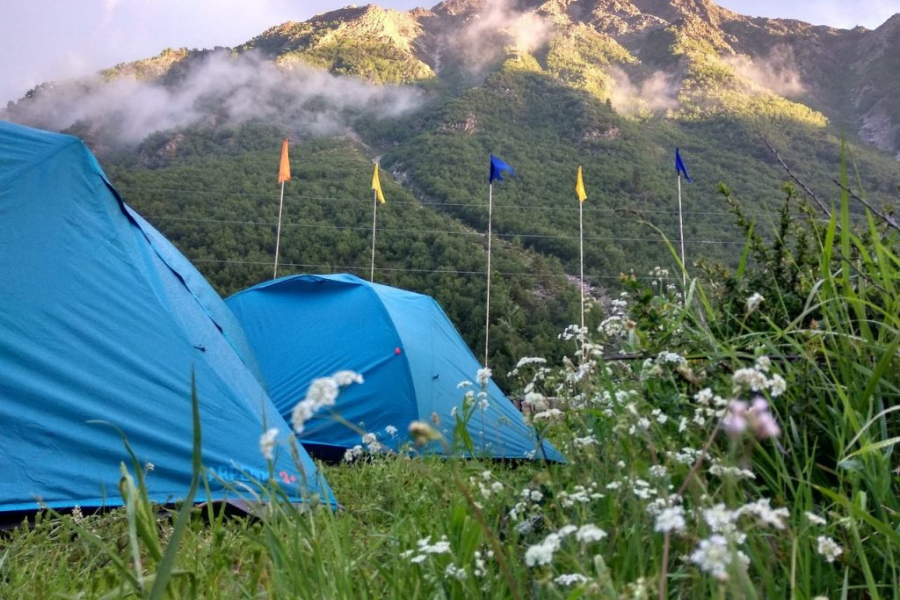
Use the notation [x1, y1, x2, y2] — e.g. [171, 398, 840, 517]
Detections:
[277, 138, 291, 184]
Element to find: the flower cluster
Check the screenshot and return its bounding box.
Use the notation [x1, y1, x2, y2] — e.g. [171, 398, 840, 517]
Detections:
[291, 370, 363, 435]
[259, 427, 279, 460]
[401, 535, 451, 564]
[524, 523, 608, 567]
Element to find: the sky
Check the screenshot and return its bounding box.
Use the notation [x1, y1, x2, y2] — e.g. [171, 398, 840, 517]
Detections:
[2, 0, 897, 106]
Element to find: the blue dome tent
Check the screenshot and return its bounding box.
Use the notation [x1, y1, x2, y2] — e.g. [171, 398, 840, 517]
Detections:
[226, 273, 563, 461]
[0, 122, 334, 516]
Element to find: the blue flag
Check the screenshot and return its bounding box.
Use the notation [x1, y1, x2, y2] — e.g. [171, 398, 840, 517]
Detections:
[675, 148, 692, 183]
[489, 154, 515, 183]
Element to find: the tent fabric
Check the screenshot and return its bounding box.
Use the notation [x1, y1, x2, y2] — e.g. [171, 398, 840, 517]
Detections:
[0, 121, 334, 513]
[226, 273, 564, 461]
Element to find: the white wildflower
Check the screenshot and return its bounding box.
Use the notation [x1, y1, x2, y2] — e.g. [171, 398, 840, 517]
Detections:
[533, 408, 564, 422]
[291, 376, 341, 434]
[259, 427, 278, 460]
[523, 391, 548, 411]
[806, 512, 827, 526]
[343, 445, 364, 462]
[649, 465, 668, 478]
[733, 368, 768, 392]
[768, 373, 787, 397]
[444, 563, 467, 581]
[417, 535, 451, 555]
[573, 435, 597, 448]
[385, 425, 398, 437]
[575, 524, 608, 543]
[554, 573, 589, 586]
[457, 380, 473, 389]
[654, 506, 686, 534]
[746, 292, 764, 315]
[817, 536, 843, 563]
[515, 356, 547, 368]
[332, 370, 364, 386]
[694, 388, 714, 405]
[525, 533, 561, 567]
[657, 351, 686, 366]
[740, 498, 790, 529]
[690, 535, 732, 580]
[476, 368, 492, 387]
[703, 504, 738, 533]
[708, 464, 756, 479]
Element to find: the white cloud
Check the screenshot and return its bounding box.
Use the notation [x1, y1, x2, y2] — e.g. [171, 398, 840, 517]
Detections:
[3, 51, 424, 144]
[609, 68, 680, 115]
[724, 45, 805, 97]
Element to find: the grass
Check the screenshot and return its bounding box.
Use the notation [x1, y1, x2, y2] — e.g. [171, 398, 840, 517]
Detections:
[1, 166, 898, 599]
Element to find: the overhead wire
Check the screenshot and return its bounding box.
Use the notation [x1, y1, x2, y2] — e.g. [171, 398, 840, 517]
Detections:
[142, 214, 746, 245]
[114, 184, 847, 219]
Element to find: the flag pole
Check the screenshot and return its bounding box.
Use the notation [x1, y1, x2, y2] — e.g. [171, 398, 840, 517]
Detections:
[273, 180, 285, 279]
[370, 189, 378, 282]
[677, 173, 686, 287]
[484, 182, 493, 368]
[579, 195, 585, 330]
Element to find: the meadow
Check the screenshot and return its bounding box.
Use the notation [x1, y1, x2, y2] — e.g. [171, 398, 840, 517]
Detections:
[1, 164, 898, 600]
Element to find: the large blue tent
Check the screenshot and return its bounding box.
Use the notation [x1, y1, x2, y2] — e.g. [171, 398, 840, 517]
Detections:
[0, 121, 334, 515]
[226, 273, 563, 461]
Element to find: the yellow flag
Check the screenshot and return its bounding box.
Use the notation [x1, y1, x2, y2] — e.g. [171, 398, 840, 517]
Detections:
[372, 163, 385, 204]
[277, 138, 291, 184]
[575, 166, 587, 202]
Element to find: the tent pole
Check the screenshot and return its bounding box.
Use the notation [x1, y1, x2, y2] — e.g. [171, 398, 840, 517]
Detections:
[273, 180, 286, 279]
[484, 182, 493, 368]
[370, 189, 378, 282]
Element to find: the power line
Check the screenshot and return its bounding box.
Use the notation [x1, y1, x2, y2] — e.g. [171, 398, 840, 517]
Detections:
[116, 184, 835, 219]
[190, 257, 685, 281]
[144, 215, 747, 245]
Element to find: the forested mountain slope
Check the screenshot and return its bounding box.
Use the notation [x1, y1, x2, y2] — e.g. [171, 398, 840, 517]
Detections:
[3, 0, 899, 382]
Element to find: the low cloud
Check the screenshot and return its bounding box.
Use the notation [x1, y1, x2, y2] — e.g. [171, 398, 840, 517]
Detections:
[2, 51, 425, 145]
[454, 0, 554, 72]
[724, 45, 805, 97]
[609, 68, 680, 115]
